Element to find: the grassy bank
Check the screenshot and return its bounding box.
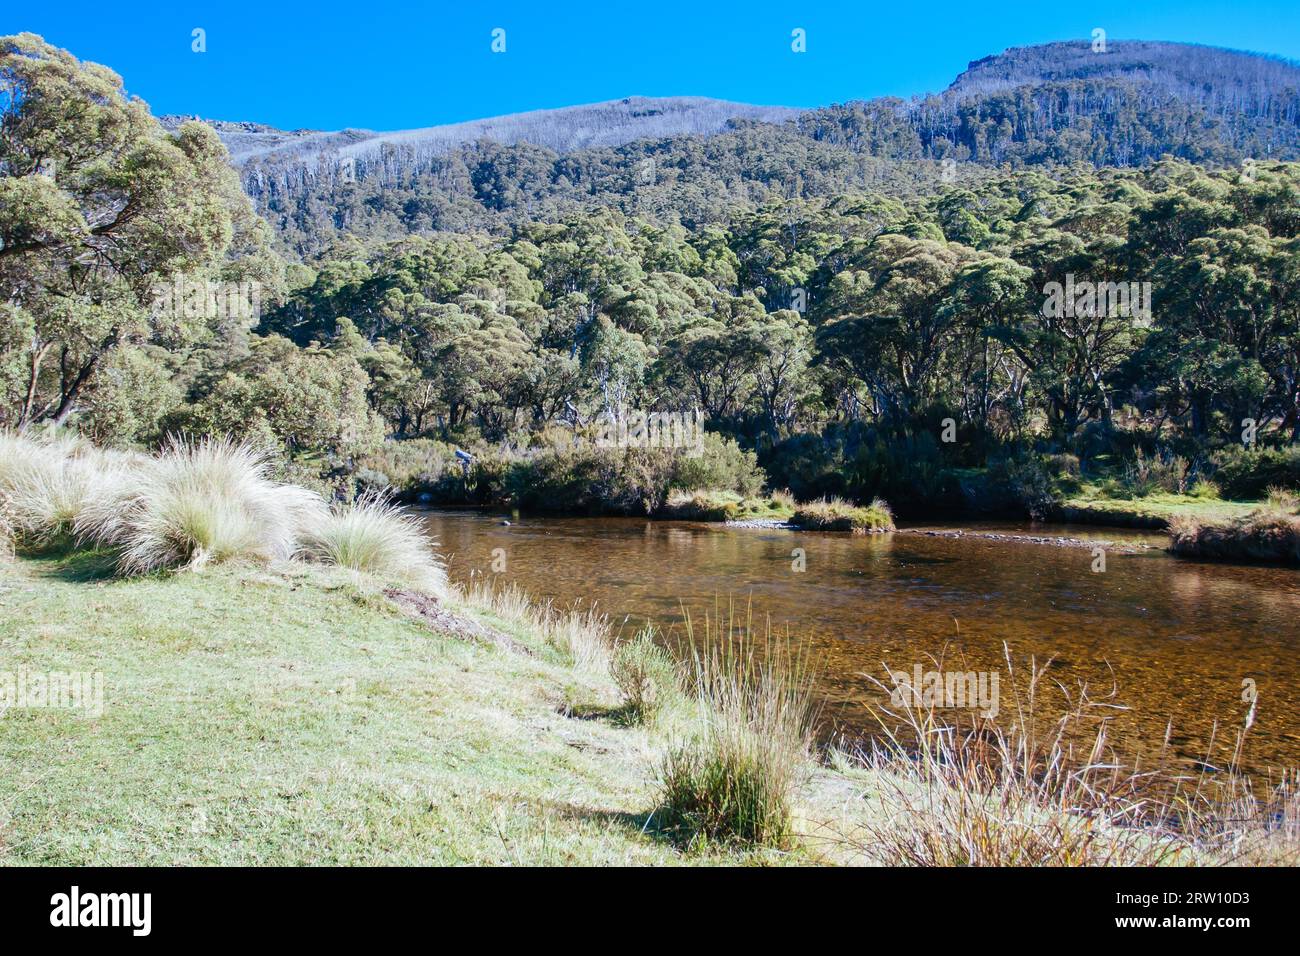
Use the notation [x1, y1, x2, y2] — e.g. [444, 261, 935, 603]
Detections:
[1055, 491, 1260, 528]
[4, 552, 1296, 865]
[0, 552, 683, 864]
[1168, 490, 1300, 565]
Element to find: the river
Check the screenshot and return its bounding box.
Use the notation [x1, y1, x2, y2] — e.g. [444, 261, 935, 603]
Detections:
[419, 509, 1300, 776]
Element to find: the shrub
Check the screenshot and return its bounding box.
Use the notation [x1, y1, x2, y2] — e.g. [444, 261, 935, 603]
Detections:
[303, 491, 447, 596]
[669, 433, 766, 498]
[1189, 478, 1221, 500]
[1212, 445, 1300, 499]
[355, 439, 463, 499]
[793, 496, 894, 533]
[80, 437, 326, 575]
[991, 453, 1054, 520]
[1123, 447, 1192, 496]
[610, 628, 683, 724]
[656, 613, 816, 849]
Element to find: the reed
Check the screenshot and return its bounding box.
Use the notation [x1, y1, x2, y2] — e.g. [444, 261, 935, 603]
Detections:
[656, 601, 818, 849]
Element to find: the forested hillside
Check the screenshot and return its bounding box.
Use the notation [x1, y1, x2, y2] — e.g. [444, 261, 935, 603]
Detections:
[4, 32, 1299, 520]
[207, 40, 1300, 257]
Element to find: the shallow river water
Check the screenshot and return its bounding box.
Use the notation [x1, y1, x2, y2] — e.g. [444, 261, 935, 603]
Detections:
[419, 510, 1300, 776]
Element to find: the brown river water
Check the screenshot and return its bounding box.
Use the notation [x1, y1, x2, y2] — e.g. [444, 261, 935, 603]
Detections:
[419, 509, 1300, 777]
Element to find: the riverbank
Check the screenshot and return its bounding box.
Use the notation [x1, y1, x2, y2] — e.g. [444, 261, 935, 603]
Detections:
[0, 550, 878, 864]
[1052, 493, 1260, 529]
[3, 548, 1296, 865]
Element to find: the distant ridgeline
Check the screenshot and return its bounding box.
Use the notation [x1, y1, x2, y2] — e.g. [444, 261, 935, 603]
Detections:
[163, 40, 1300, 255]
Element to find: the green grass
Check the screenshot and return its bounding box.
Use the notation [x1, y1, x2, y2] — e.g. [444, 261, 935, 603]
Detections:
[1056, 486, 1261, 528]
[656, 489, 796, 523]
[792, 496, 895, 533]
[0, 552, 694, 865]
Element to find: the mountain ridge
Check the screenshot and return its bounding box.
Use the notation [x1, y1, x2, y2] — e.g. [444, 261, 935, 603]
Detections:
[161, 96, 802, 165]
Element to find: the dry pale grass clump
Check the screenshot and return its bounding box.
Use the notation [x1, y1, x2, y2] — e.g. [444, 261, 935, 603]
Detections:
[656, 604, 818, 849]
[303, 492, 447, 596]
[830, 646, 1300, 866]
[0, 512, 13, 561]
[462, 577, 612, 671]
[0, 430, 144, 545]
[80, 436, 326, 575]
[769, 488, 797, 510]
[793, 495, 895, 533]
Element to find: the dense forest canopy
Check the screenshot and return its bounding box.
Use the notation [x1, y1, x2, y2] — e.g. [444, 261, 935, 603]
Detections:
[4, 33, 1300, 513]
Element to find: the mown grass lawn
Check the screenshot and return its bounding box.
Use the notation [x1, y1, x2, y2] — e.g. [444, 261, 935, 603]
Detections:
[0, 551, 707, 865]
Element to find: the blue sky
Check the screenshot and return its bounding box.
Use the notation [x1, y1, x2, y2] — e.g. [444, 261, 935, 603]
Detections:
[6, 1, 1299, 131]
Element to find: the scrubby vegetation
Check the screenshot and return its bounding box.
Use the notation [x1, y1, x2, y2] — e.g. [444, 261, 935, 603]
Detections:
[830, 650, 1300, 866]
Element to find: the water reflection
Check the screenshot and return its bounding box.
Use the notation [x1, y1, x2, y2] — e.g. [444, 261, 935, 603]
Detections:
[422, 510, 1300, 775]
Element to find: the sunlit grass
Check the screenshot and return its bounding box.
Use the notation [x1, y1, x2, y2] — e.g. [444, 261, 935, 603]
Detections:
[304, 492, 447, 596]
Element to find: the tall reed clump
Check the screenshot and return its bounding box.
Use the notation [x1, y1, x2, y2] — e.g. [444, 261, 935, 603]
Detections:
[834, 645, 1300, 866]
[656, 604, 818, 849]
[78, 436, 326, 575]
[610, 627, 683, 724]
[302, 491, 447, 597]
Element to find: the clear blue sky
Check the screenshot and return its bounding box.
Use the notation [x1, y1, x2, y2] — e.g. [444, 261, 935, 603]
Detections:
[5, 1, 1299, 131]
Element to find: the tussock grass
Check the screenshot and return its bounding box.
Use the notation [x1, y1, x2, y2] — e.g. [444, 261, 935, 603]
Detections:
[656, 604, 817, 849]
[828, 646, 1300, 866]
[657, 489, 796, 523]
[304, 492, 447, 596]
[2, 433, 451, 593]
[610, 627, 683, 724]
[1265, 484, 1300, 514]
[0, 430, 141, 544]
[80, 437, 325, 575]
[793, 495, 894, 533]
[769, 488, 796, 510]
